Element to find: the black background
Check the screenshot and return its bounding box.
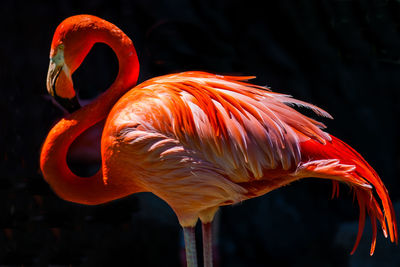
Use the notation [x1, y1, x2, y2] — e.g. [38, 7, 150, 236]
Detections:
[1, 0, 400, 266]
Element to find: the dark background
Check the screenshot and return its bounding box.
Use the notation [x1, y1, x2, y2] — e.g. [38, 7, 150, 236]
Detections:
[1, 0, 400, 266]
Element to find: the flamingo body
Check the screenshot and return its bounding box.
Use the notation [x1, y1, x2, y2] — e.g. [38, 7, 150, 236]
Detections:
[41, 15, 397, 264]
[102, 71, 332, 226]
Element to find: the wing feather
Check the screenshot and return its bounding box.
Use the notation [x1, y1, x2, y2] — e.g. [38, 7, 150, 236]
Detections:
[124, 71, 331, 181]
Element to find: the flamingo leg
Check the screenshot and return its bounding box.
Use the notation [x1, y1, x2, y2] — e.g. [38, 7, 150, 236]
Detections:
[202, 222, 213, 267]
[183, 226, 198, 267]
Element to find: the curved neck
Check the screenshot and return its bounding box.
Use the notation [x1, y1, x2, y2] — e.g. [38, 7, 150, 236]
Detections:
[40, 19, 139, 205]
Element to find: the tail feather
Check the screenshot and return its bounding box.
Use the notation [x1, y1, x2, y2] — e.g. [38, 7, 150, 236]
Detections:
[299, 135, 398, 255]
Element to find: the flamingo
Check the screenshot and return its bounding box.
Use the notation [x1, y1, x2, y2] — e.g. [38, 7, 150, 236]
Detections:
[41, 15, 397, 267]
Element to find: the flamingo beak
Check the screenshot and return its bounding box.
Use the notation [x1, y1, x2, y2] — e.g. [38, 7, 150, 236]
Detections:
[46, 59, 81, 113]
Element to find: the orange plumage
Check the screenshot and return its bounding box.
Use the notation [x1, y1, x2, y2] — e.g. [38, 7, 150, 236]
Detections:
[41, 15, 397, 266]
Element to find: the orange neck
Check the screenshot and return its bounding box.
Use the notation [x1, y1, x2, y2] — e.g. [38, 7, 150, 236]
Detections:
[40, 16, 139, 205]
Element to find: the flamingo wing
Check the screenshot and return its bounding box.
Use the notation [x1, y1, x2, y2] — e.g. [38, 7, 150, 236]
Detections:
[102, 71, 332, 223]
[117, 71, 332, 179]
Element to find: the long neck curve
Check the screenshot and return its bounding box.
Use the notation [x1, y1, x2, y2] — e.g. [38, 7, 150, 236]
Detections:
[40, 16, 139, 205]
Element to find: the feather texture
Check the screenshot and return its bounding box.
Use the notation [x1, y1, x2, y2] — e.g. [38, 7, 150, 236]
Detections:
[111, 72, 331, 177]
[299, 136, 398, 255]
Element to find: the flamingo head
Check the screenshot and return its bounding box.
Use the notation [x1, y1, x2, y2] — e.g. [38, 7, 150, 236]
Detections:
[46, 15, 99, 113]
